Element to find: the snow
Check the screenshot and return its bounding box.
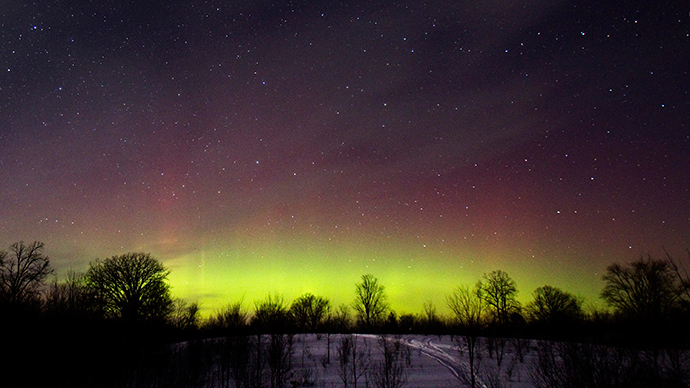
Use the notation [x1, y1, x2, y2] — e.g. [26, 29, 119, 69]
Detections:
[284, 334, 535, 388]
[170, 333, 688, 387]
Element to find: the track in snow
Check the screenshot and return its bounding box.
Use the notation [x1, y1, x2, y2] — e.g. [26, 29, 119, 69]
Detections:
[355, 334, 486, 388]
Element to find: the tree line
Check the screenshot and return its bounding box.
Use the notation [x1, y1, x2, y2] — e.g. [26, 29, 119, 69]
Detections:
[1, 240, 690, 386]
[2, 241, 690, 336]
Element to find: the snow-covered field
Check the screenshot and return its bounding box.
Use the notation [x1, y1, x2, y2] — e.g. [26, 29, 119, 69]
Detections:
[265, 334, 536, 388]
[167, 333, 689, 388]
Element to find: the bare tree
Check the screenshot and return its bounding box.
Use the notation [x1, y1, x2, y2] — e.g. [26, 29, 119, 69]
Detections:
[0, 241, 53, 306]
[525, 285, 583, 324]
[207, 301, 255, 388]
[664, 249, 690, 311]
[330, 304, 353, 332]
[601, 256, 681, 323]
[370, 336, 409, 388]
[447, 285, 484, 329]
[171, 299, 201, 330]
[250, 293, 297, 387]
[45, 270, 94, 316]
[289, 292, 329, 371]
[477, 270, 520, 327]
[337, 334, 370, 388]
[398, 313, 416, 333]
[353, 274, 389, 330]
[290, 292, 331, 332]
[252, 293, 292, 333]
[530, 340, 675, 388]
[447, 284, 484, 388]
[267, 332, 294, 388]
[85, 252, 174, 322]
[337, 335, 353, 388]
[421, 300, 443, 333]
[208, 300, 249, 332]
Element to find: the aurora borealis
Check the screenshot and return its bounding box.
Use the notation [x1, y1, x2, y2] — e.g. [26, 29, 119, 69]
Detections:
[1, 1, 688, 315]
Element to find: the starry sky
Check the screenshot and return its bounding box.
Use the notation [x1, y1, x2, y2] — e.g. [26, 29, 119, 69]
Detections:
[1, 1, 689, 315]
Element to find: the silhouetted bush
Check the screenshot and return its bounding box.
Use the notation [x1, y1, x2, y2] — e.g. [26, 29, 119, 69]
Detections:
[206, 300, 250, 337]
[252, 293, 293, 333]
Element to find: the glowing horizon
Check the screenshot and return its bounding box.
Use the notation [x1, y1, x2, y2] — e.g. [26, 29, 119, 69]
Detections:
[45, 223, 637, 318]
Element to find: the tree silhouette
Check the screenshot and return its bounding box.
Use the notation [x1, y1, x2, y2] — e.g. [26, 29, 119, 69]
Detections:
[0, 241, 53, 306]
[420, 300, 443, 333]
[601, 256, 682, 323]
[208, 300, 249, 332]
[371, 336, 409, 388]
[85, 252, 174, 322]
[336, 334, 369, 388]
[171, 299, 201, 331]
[329, 304, 353, 332]
[353, 274, 388, 330]
[526, 285, 583, 325]
[447, 284, 484, 329]
[446, 284, 484, 388]
[290, 292, 330, 332]
[45, 270, 95, 317]
[251, 293, 294, 387]
[664, 249, 690, 312]
[252, 293, 292, 333]
[477, 270, 520, 326]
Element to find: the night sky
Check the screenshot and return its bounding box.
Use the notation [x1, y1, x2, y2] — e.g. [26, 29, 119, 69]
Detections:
[1, 1, 689, 314]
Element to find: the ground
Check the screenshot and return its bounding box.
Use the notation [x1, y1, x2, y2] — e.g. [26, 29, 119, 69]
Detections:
[290, 334, 534, 388]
